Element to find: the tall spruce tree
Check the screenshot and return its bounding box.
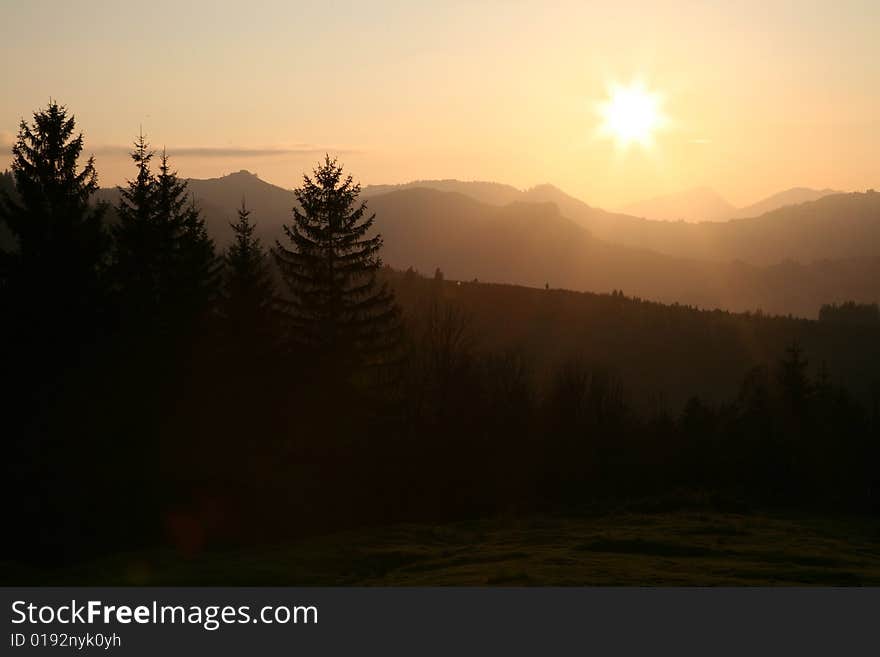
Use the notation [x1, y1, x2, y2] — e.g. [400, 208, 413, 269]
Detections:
[113, 132, 159, 322]
[222, 199, 278, 345]
[273, 156, 401, 378]
[154, 151, 221, 325]
[0, 101, 108, 318]
[113, 142, 220, 332]
[0, 103, 110, 559]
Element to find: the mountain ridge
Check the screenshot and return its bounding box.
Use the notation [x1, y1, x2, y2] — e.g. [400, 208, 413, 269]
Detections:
[92, 172, 880, 317]
[735, 186, 840, 218]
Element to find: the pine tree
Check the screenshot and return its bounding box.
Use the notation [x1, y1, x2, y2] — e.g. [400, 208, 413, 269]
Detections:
[222, 199, 277, 342]
[113, 144, 221, 332]
[273, 155, 401, 378]
[0, 103, 111, 556]
[112, 132, 159, 321]
[0, 101, 108, 316]
[154, 151, 220, 322]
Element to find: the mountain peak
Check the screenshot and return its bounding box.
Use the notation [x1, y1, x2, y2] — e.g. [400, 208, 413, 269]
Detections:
[526, 183, 562, 194]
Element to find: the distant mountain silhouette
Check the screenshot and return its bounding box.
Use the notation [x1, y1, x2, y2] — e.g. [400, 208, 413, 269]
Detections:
[733, 187, 839, 218]
[184, 170, 295, 215]
[91, 172, 880, 316]
[363, 179, 523, 206]
[360, 181, 869, 265]
[621, 186, 737, 222]
[507, 185, 880, 266]
[364, 188, 880, 317]
[361, 179, 639, 236]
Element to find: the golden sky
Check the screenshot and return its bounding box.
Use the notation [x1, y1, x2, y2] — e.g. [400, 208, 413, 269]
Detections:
[2, 1, 878, 208]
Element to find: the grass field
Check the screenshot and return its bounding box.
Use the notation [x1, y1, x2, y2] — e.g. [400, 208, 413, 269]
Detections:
[7, 508, 880, 586]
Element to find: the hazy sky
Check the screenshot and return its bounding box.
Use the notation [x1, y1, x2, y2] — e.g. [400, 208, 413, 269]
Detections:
[2, 0, 878, 208]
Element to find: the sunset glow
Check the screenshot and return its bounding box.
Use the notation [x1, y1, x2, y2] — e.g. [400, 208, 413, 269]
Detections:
[3, 2, 879, 209]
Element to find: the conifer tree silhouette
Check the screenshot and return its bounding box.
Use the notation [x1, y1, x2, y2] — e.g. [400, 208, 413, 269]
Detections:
[0, 101, 108, 318]
[113, 132, 159, 322]
[0, 102, 111, 561]
[155, 151, 221, 325]
[274, 156, 401, 378]
[114, 141, 220, 332]
[222, 198, 278, 346]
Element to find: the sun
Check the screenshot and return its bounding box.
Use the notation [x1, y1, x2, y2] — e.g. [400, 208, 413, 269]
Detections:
[597, 81, 666, 148]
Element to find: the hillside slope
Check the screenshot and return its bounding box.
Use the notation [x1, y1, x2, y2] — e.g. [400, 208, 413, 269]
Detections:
[389, 270, 880, 408]
[734, 187, 839, 218]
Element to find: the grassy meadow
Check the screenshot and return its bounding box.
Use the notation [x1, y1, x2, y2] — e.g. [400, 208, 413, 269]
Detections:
[9, 506, 880, 586]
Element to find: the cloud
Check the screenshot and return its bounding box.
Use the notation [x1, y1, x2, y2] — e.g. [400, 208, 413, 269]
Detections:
[91, 144, 361, 158]
[1, 133, 362, 160]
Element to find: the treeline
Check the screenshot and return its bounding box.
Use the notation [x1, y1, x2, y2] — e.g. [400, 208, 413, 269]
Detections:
[819, 301, 880, 326]
[1, 103, 878, 567]
[390, 271, 880, 411]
